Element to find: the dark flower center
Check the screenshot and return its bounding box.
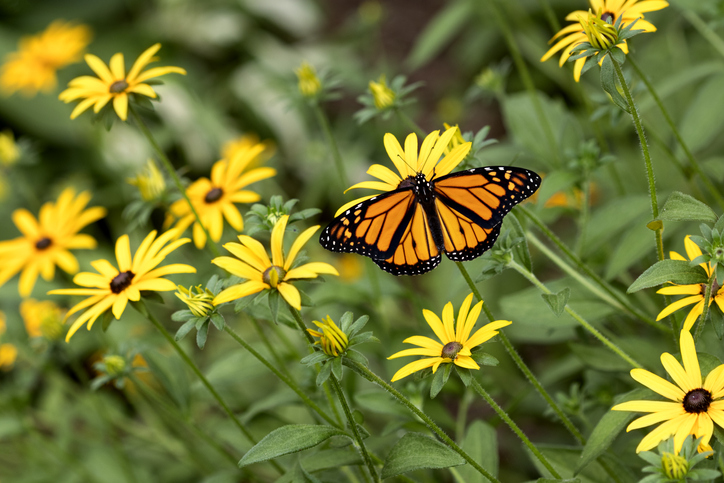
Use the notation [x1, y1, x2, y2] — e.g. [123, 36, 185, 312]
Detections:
[601, 11, 615, 23]
[110, 270, 135, 294]
[700, 279, 721, 296]
[441, 341, 463, 360]
[204, 187, 223, 203]
[35, 237, 52, 250]
[109, 80, 129, 93]
[262, 265, 286, 288]
[683, 388, 712, 413]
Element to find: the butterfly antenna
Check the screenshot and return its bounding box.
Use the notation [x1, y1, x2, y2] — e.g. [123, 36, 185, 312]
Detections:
[396, 154, 417, 176]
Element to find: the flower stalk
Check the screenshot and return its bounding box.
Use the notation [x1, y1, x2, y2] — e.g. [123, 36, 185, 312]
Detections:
[470, 378, 561, 479]
[129, 105, 221, 258]
[313, 103, 349, 189]
[506, 259, 643, 368]
[610, 58, 664, 262]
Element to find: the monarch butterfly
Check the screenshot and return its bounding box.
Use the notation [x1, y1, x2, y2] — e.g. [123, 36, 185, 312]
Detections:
[319, 128, 541, 275]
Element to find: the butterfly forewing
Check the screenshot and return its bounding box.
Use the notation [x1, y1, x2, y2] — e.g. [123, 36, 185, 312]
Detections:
[433, 167, 541, 228]
[319, 189, 416, 260]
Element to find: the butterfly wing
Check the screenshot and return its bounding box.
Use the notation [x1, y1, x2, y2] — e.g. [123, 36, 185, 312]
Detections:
[319, 188, 417, 260]
[372, 202, 442, 275]
[433, 166, 540, 261]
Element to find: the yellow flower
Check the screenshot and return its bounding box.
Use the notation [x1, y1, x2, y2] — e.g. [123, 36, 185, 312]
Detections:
[59, 43, 186, 121]
[0, 130, 20, 166]
[0, 20, 92, 97]
[0, 188, 106, 297]
[442, 123, 466, 156]
[296, 61, 322, 98]
[369, 75, 395, 109]
[175, 285, 215, 317]
[612, 330, 724, 454]
[168, 140, 276, 249]
[580, 10, 619, 50]
[662, 452, 688, 479]
[336, 127, 471, 216]
[0, 312, 16, 371]
[49, 229, 196, 341]
[655, 236, 720, 332]
[540, 0, 668, 81]
[221, 135, 275, 167]
[212, 215, 338, 310]
[20, 299, 65, 340]
[127, 159, 166, 201]
[308, 315, 348, 356]
[388, 293, 511, 382]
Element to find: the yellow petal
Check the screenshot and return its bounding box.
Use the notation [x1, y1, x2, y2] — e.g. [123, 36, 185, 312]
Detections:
[127, 43, 161, 83]
[634, 413, 691, 453]
[388, 347, 442, 359]
[441, 302, 456, 343]
[682, 300, 705, 332]
[277, 283, 301, 310]
[112, 294, 128, 319]
[613, 400, 682, 413]
[109, 52, 125, 80]
[400, 336, 443, 351]
[705, 364, 724, 397]
[271, 215, 289, 267]
[454, 355, 480, 370]
[455, 293, 474, 342]
[284, 225, 320, 270]
[679, 329, 702, 388]
[630, 368, 685, 401]
[390, 357, 440, 382]
[115, 235, 132, 271]
[113, 93, 129, 121]
[657, 284, 702, 295]
[422, 309, 447, 344]
[213, 280, 267, 305]
[383, 133, 409, 180]
[85, 54, 113, 83]
[655, 295, 702, 321]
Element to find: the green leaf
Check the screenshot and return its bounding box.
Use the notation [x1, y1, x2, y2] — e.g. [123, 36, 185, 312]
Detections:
[574, 388, 648, 474]
[458, 420, 498, 483]
[210, 313, 225, 331]
[381, 433, 466, 479]
[456, 366, 472, 386]
[541, 288, 571, 316]
[268, 289, 280, 324]
[430, 363, 452, 399]
[627, 259, 708, 293]
[569, 343, 631, 372]
[344, 349, 369, 367]
[600, 55, 630, 113]
[196, 321, 209, 349]
[238, 425, 349, 467]
[536, 479, 581, 483]
[174, 319, 196, 341]
[470, 352, 499, 366]
[101, 310, 114, 332]
[300, 351, 329, 366]
[659, 191, 717, 223]
[646, 220, 663, 231]
[331, 357, 343, 381]
[711, 306, 724, 339]
[316, 361, 332, 386]
[680, 72, 724, 153]
[171, 310, 193, 322]
[406, 0, 472, 69]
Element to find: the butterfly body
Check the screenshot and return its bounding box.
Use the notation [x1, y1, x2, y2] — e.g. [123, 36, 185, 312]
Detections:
[321, 165, 540, 276]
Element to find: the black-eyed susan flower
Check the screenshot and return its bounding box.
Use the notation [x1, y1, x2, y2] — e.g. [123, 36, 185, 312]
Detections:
[0, 313, 17, 371]
[541, 0, 668, 81]
[355, 74, 422, 124]
[655, 236, 721, 332]
[221, 135, 275, 168]
[0, 20, 92, 96]
[168, 140, 276, 249]
[638, 435, 720, 481]
[59, 43, 186, 121]
[309, 316, 349, 356]
[172, 276, 225, 349]
[0, 188, 106, 297]
[296, 62, 322, 99]
[20, 299, 65, 341]
[336, 127, 471, 216]
[127, 159, 166, 202]
[388, 293, 511, 382]
[212, 215, 338, 310]
[49, 229, 195, 341]
[612, 330, 724, 454]
[368, 75, 395, 109]
[0, 130, 20, 166]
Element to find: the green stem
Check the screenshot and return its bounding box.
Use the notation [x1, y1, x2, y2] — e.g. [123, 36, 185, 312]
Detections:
[574, 178, 590, 257]
[470, 378, 561, 479]
[129, 105, 221, 258]
[289, 306, 345, 426]
[487, 0, 560, 167]
[330, 376, 379, 483]
[694, 270, 716, 341]
[343, 359, 501, 483]
[313, 103, 349, 189]
[611, 58, 663, 262]
[395, 109, 426, 137]
[507, 260, 643, 368]
[682, 9, 724, 59]
[138, 301, 287, 473]
[248, 315, 289, 376]
[455, 388, 474, 442]
[628, 56, 724, 211]
[517, 205, 668, 332]
[455, 261, 586, 445]
[223, 324, 340, 427]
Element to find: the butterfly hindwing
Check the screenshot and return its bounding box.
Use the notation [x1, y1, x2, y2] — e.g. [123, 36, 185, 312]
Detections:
[373, 203, 442, 275]
[319, 189, 416, 260]
[435, 199, 503, 262]
[433, 166, 541, 228]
